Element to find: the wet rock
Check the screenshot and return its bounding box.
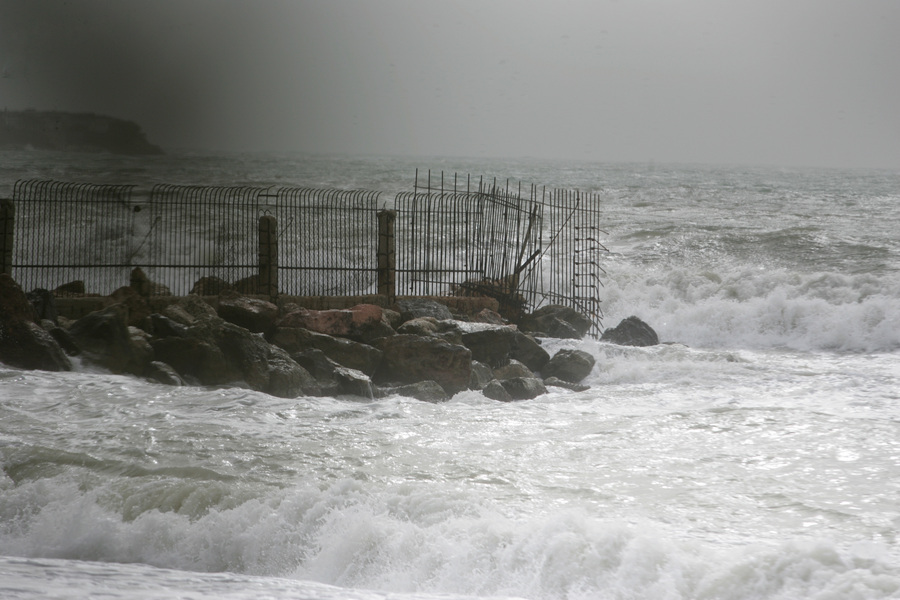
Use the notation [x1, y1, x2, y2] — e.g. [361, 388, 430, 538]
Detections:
[334, 366, 377, 399]
[162, 295, 220, 327]
[542, 349, 595, 384]
[141, 313, 188, 338]
[543, 376, 590, 393]
[27, 288, 57, 323]
[68, 304, 147, 375]
[375, 334, 472, 395]
[482, 380, 513, 402]
[518, 305, 592, 339]
[383, 380, 449, 403]
[459, 323, 516, 368]
[107, 286, 151, 327]
[493, 359, 535, 381]
[217, 293, 278, 334]
[499, 377, 547, 400]
[397, 317, 463, 344]
[145, 361, 184, 386]
[271, 327, 383, 376]
[509, 331, 550, 372]
[278, 304, 394, 344]
[601, 316, 659, 347]
[395, 298, 453, 323]
[468, 360, 494, 390]
[0, 319, 72, 371]
[150, 336, 230, 386]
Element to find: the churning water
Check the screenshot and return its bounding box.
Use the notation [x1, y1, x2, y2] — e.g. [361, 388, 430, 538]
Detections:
[2, 150, 899, 599]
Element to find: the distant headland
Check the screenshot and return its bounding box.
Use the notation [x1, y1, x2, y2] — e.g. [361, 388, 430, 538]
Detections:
[0, 109, 163, 155]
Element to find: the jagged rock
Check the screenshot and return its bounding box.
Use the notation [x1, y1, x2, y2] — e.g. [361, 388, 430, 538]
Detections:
[66, 304, 147, 374]
[27, 289, 57, 323]
[509, 331, 550, 372]
[217, 293, 278, 334]
[383, 380, 449, 403]
[162, 295, 220, 326]
[130, 267, 171, 297]
[601, 316, 659, 347]
[233, 275, 260, 295]
[459, 323, 516, 368]
[265, 351, 320, 398]
[107, 286, 151, 327]
[278, 304, 394, 343]
[499, 377, 547, 400]
[145, 361, 184, 386]
[542, 349, 595, 384]
[468, 360, 494, 390]
[141, 313, 188, 338]
[334, 366, 376, 399]
[543, 376, 590, 393]
[482, 380, 513, 402]
[397, 317, 463, 344]
[271, 327, 383, 376]
[394, 298, 453, 323]
[190, 276, 232, 296]
[42, 321, 80, 356]
[473, 308, 506, 325]
[375, 334, 472, 395]
[151, 336, 230, 386]
[518, 305, 592, 339]
[493, 359, 535, 381]
[0, 278, 68, 370]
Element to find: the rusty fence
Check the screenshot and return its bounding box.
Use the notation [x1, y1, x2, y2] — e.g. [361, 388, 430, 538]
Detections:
[5, 174, 607, 335]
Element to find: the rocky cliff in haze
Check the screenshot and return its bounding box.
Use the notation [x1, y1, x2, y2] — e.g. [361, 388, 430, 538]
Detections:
[0, 110, 163, 155]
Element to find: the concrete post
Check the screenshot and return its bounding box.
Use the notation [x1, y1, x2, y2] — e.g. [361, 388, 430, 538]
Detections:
[258, 215, 278, 298]
[377, 209, 396, 299]
[0, 199, 13, 277]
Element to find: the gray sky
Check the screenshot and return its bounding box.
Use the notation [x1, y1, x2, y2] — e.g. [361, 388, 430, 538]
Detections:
[2, 0, 898, 168]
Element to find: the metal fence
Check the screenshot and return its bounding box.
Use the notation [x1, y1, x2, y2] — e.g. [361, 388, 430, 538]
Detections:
[8, 174, 606, 334]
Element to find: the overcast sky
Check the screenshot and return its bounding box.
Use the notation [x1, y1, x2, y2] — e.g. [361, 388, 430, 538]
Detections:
[2, 0, 898, 168]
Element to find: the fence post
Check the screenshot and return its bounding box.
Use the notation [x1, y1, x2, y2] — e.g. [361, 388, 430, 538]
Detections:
[0, 199, 13, 277]
[258, 215, 278, 298]
[377, 210, 396, 299]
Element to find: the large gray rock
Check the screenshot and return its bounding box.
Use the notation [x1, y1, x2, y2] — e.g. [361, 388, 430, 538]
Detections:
[271, 327, 383, 376]
[542, 349, 595, 384]
[381, 380, 449, 403]
[518, 305, 592, 339]
[468, 360, 494, 390]
[394, 298, 453, 323]
[493, 359, 535, 381]
[376, 334, 472, 395]
[601, 316, 659, 347]
[0, 275, 70, 371]
[277, 304, 394, 344]
[509, 331, 550, 372]
[396, 317, 463, 345]
[217, 294, 278, 334]
[68, 304, 148, 375]
[499, 377, 547, 401]
[459, 323, 516, 368]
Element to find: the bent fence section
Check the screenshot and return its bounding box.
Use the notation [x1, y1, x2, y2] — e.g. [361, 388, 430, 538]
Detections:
[6, 175, 606, 336]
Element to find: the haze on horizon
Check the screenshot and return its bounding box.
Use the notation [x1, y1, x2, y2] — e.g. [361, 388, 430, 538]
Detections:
[1, 0, 898, 169]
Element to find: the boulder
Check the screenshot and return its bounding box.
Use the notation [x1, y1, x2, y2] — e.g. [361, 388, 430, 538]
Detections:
[333, 366, 377, 399]
[518, 305, 592, 339]
[473, 308, 506, 325]
[543, 376, 590, 393]
[141, 313, 188, 338]
[383, 380, 449, 403]
[233, 274, 260, 295]
[190, 276, 232, 296]
[264, 350, 320, 398]
[375, 334, 472, 395]
[145, 361, 185, 386]
[482, 380, 513, 402]
[0, 319, 72, 371]
[468, 360, 494, 390]
[278, 304, 394, 343]
[542, 349, 595, 384]
[43, 322, 80, 356]
[1, 274, 37, 322]
[271, 327, 383, 376]
[150, 336, 231, 386]
[459, 323, 516, 368]
[27, 288, 57, 323]
[601, 316, 659, 347]
[217, 293, 279, 334]
[53, 280, 86, 297]
[162, 295, 220, 326]
[397, 317, 463, 345]
[493, 359, 535, 381]
[67, 304, 147, 375]
[499, 377, 547, 401]
[106, 286, 151, 327]
[509, 331, 550, 372]
[394, 298, 453, 323]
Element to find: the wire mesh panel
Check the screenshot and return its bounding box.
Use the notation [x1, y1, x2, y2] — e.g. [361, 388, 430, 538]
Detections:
[145, 184, 268, 295]
[275, 187, 381, 296]
[11, 179, 138, 295]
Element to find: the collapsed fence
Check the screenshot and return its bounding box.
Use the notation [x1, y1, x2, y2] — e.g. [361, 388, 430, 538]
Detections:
[3, 173, 607, 336]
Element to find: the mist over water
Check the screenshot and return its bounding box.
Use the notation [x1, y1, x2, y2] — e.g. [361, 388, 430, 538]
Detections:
[1, 151, 899, 599]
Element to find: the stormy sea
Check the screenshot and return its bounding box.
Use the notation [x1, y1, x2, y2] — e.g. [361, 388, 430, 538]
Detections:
[1, 150, 899, 599]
